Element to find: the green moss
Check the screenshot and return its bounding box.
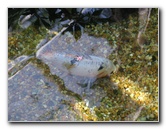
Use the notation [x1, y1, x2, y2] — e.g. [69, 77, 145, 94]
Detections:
[8, 26, 48, 59]
[8, 8, 158, 121]
[85, 8, 158, 121]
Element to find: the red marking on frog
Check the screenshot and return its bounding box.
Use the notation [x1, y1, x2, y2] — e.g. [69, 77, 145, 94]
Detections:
[76, 56, 83, 61]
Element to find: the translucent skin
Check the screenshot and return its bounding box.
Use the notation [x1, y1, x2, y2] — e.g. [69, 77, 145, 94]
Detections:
[67, 56, 115, 78]
[37, 51, 116, 78]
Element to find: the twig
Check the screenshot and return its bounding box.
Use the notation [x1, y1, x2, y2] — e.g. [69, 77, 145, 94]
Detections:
[143, 8, 152, 33]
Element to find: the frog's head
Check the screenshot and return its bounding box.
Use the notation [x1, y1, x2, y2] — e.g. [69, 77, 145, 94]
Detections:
[107, 60, 116, 75]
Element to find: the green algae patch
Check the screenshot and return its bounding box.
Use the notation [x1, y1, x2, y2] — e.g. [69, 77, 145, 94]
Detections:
[84, 8, 158, 121]
[8, 8, 158, 122]
[8, 26, 48, 59]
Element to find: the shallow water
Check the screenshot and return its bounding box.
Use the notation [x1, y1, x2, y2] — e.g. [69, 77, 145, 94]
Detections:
[8, 9, 158, 121]
[8, 31, 116, 121]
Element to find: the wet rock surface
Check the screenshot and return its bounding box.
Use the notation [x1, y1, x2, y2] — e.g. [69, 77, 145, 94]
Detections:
[8, 32, 114, 121]
[8, 9, 158, 121]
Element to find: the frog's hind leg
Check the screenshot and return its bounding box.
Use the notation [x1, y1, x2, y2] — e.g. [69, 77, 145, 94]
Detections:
[87, 79, 92, 91]
[83, 78, 96, 95]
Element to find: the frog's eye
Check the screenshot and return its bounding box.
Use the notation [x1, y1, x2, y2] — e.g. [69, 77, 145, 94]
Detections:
[98, 65, 104, 71]
[98, 62, 104, 71]
[110, 71, 114, 74]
